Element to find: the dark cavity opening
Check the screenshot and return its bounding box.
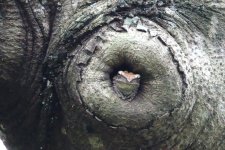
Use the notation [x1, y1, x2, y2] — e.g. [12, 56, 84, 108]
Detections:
[108, 58, 155, 97]
[109, 62, 135, 81]
[109, 60, 154, 83]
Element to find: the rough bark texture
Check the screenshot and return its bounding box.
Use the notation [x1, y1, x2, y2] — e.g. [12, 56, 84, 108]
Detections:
[0, 0, 225, 150]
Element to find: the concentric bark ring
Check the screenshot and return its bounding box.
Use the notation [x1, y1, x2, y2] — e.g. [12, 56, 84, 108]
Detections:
[68, 18, 185, 129]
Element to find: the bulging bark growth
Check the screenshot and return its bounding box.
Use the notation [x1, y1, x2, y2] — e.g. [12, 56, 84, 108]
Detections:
[0, 0, 225, 150]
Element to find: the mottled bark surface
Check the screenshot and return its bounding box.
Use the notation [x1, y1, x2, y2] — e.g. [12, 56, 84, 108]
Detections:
[0, 0, 225, 150]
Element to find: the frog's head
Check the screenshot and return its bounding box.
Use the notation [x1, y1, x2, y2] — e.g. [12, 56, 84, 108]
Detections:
[118, 71, 140, 82]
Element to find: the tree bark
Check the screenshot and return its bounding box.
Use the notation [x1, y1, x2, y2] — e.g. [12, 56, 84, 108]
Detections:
[0, 0, 225, 149]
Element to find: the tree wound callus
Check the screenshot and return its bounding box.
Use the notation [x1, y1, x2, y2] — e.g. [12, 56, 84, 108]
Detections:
[0, 0, 225, 150]
[65, 16, 185, 148]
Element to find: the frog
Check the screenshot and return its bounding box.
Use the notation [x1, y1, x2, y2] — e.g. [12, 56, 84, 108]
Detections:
[113, 71, 141, 101]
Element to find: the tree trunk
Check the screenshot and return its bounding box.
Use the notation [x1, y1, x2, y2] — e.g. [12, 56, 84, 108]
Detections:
[0, 0, 225, 149]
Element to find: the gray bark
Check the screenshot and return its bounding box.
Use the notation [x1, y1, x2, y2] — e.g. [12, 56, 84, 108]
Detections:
[0, 0, 225, 149]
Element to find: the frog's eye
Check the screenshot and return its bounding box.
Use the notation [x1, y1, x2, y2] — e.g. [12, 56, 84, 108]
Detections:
[118, 71, 123, 75]
[135, 74, 140, 79]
